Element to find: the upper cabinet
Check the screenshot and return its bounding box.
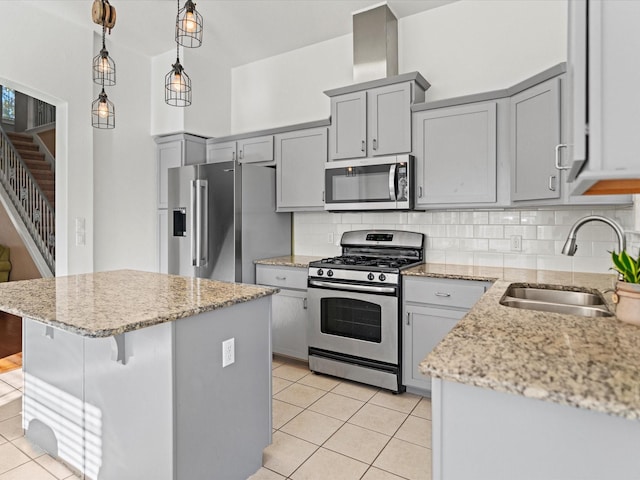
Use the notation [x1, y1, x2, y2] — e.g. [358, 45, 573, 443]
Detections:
[206, 135, 274, 166]
[510, 77, 562, 202]
[156, 134, 207, 209]
[325, 73, 428, 161]
[567, 0, 640, 195]
[413, 101, 499, 208]
[275, 127, 327, 212]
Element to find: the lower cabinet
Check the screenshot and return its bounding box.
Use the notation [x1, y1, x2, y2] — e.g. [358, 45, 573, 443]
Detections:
[403, 277, 492, 394]
[256, 264, 309, 360]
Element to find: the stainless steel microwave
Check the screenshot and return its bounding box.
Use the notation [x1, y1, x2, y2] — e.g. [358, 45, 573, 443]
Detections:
[324, 155, 414, 211]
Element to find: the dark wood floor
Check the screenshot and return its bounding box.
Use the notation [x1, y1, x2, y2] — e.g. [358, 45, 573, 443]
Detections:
[0, 311, 22, 359]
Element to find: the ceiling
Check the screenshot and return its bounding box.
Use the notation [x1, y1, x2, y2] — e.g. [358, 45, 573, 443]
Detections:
[25, 0, 457, 66]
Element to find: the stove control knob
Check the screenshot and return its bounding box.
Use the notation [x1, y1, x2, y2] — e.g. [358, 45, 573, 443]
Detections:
[317, 269, 324, 276]
[367, 273, 375, 281]
[327, 270, 334, 277]
[379, 273, 386, 282]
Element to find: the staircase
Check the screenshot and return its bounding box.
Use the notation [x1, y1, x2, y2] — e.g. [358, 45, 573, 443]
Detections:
[0, 127, 55, 275]
[5, 132, 55, 209]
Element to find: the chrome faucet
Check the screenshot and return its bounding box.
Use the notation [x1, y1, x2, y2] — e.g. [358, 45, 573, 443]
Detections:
[562, 214, 626, 260]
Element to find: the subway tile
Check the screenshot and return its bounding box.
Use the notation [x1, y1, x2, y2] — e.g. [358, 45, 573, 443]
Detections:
[361, 213, 384, 224]
[503, 254, 537, 270]
[504, 225, 537, 240]
[432, 211, 459, 225]
[488, 239, 511, 253]
[522, 239, 556, 255]
[445, 251, 474, 265]
[474, 225, 504, 239]
[424, 250, 446, 264]
[537, 225, 574, 241]
[536, 255, 573, 272]
[342, 213, 362, 224]
[431, 238, 460, 251]
[445, 225, 474, 238]
[554, 209, 589, 225]
[519, 210, 556, 225]
[459, 211, 489, 224]
[407, 212, 432, 225]
[489, 211, 520, 224]
[458, 239, 489, 251]
[572, 256, 612, 274]
[473, 252, 504, 268]
[422, 225, 447, 237]
[382, 212, 408, 225]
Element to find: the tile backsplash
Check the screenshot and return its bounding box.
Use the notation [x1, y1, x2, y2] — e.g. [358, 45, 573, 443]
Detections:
[293, 206, 639, 274]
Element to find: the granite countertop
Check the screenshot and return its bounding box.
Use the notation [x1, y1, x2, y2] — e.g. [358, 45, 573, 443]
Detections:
[410, 263, 640, 421]
[254, 255, 323, 268]
[0, 270, 278, 338]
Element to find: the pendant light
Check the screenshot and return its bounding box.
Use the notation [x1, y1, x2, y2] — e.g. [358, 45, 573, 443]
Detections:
[176, 0, 203, 48]
[91, 88, 115, 129]
[165, 43, 192, 107]
[92, 22, 116, 85]
[91, 10, 115, 128]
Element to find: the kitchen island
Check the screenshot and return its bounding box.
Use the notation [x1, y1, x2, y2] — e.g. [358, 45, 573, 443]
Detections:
[413, 265, 640, 480]
[0, 269, 277, 480]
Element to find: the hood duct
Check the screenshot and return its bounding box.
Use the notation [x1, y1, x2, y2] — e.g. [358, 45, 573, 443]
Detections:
[352, 3, 398, 83]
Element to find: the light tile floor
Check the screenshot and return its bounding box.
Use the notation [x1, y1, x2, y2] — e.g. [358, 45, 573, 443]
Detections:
[0, 357, 432, 480]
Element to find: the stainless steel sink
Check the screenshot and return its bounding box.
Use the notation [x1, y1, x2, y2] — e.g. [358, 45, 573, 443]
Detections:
[500, 285, 613, 318]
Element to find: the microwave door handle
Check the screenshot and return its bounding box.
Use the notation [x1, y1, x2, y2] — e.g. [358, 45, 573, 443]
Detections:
[388, 164, 398, 200]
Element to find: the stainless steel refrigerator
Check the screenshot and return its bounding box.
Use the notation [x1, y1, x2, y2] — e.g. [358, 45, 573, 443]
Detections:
[167, 161, 291, 284]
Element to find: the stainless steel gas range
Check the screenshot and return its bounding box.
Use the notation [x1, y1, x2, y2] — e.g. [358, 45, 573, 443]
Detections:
[307, 230, 425, 393]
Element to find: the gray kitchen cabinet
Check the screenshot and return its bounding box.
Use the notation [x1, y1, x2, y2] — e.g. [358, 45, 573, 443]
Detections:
[207, 136, 275, 166]
[157, 210, 168, 274]
[403, 277, 491, 394]
[510, 77, 562, 202]
[206, 140, 236, 164]
[567, 0, 640, 195]
[275, 127, 327, 212]
[329, 91, 367, 160]
[413, 102, 498, 207]
[256, 264, 308, 360]
[326, 73, 428, 161]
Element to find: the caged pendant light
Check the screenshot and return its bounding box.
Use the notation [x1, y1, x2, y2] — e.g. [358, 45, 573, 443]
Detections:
[176, 0, 203, 48]
[91, 88, 115, 129]
[165, 43, 192, 107]
[91, 7, 115, 129]
[92, 22, 115, 85]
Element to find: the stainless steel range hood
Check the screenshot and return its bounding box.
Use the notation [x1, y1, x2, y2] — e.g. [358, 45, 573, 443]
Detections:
[352, 3, 398, 83]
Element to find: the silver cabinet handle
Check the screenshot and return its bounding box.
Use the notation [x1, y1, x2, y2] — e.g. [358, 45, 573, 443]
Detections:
[232, 151, 236, 162]
[239, 149, 244, 160]
[407, 312, 411, 325]
[434, 292, 451, 297]
[418, 186, 423, 198]
[322, 191, 325, 202]
[361, 140, 365, 152]
[555, 144, 569, 170]
[548, 175, 557, 191]
[303, 298, 308, 310]
[190, 180, 197, 266]
[373, 138, 378, 151]
[275, 276, 287, 281]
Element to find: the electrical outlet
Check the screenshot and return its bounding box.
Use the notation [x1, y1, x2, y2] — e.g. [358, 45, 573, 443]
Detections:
[327, 232, 334, 244]
[510, 235, 522, 252]
[222, 338, 235, 367]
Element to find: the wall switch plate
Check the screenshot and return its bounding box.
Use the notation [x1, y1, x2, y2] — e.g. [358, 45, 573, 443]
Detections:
[510, 235, 522, 252]
[222, 338, 235, 367]
[75, 217, 86, 246]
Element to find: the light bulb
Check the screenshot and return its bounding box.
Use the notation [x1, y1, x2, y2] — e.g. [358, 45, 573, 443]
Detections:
[170, 72, 184, 93]
[183, 11, 197, 32]
[98, 56, 110, 74]
[97, 100, 110, 119]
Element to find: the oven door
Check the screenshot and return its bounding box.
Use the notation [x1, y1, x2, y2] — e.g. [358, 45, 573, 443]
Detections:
[307, 281, 399, 365]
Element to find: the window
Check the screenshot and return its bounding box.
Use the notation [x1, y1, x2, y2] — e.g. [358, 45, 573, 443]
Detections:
[2, 86, 15, 123]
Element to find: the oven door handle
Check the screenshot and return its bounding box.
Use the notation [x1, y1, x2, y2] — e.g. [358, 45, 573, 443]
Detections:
[309, 279, 397, 295]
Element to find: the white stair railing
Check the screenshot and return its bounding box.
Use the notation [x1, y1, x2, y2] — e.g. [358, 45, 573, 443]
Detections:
[0, 127, 55, 274]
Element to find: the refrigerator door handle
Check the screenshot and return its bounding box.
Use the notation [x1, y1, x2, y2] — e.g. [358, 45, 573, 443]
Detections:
[192, 180, 209, 267]
[190, 180, 197, 266]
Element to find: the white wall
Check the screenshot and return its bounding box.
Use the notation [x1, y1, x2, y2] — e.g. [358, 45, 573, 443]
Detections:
[0, 2, 94, 275]
[93, 34, 157, 273]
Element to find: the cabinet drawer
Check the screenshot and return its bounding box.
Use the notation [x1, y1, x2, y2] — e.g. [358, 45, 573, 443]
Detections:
[238, 135, 274, 165]
[404, 277, 489, 309]
[256, 265, 307, 290]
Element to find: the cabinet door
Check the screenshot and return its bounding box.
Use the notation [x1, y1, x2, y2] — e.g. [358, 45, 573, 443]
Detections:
[329, 91, 367, 160]
[415, 103, 497, 206]
[403, 305, 464, 391]
[238, 135, 274, 165]
[271, 289, 308, 360]
[368, 83, 411, 156]
[275, 128, 327, 212]
[207, 141, 236, 164]
[157, 141, 183, 208]
[511, 77, 562, 201]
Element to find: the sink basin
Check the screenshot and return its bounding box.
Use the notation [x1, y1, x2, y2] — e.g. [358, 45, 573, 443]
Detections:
[500, 285, 613, 318]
